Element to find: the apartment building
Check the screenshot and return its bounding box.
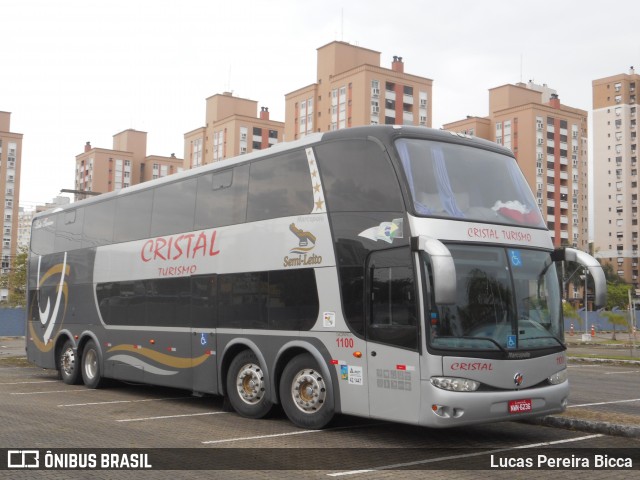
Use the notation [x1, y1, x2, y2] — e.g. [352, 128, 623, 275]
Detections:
[593, 67, 640, 290]
[184, 92, 284, 168]
[75, 129, 183, 200]
[285, 41, 433, 140]
[444, 82, 589, 254]
[0, 112, 22, 274]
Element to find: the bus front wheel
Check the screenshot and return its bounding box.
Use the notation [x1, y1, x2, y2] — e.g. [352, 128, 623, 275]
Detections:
[279, 353, 334, 429]
[59, 339, 81, 385]
[81, 340, 103, 389]
[226, 350, 274, 419]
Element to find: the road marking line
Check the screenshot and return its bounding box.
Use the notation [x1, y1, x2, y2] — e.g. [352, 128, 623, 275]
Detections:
[117, 411, 227, 422]
[568, 398, 640, 408]
[203, 429, 321, 444]
[59, 396, 195, 407]
[11, 389, 98, 395]
[603, 370, 640, 375]
[202, 422, 384, 445]
[0, 380, 58, 385]
[326, 434, 603, 476]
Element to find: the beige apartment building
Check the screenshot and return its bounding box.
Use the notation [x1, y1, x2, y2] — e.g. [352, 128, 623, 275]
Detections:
[75, 129, 183, 200]
[593, 67, 640, 290]
[445, 82, 589, 257]
[0, 112, 22, 274]
[184, 92, 284, 168]
[285, 41, 433, 140]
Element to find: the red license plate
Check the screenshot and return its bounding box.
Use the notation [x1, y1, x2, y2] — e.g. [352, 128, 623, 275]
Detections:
[509, 399, 532, 414]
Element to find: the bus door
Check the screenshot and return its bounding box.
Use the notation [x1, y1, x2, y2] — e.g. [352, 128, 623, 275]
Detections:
[365, 249, 421, 423]
[190, 275, 218, 394]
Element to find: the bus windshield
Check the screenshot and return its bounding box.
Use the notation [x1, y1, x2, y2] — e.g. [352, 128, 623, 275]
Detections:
[428, 245, 563, 351]
[396, 138, 546, 229]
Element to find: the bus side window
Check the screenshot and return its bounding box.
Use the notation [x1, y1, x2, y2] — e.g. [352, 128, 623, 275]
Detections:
[195, 165, 249, 229]
[150, 178, 197, 236]
[54, 208, 84, 252]
[246, 150, 314, 222]
[114, 189, 154, 243]
[367, 248, 418, 351]
[314, 139, 404, 213]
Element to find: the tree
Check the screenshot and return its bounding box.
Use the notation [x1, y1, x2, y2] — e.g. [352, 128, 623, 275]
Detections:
[563, 300, 582, 331]
[600, 311, 628, 341]
[605, 283, 633, 340]
[0, 246, 27, 307]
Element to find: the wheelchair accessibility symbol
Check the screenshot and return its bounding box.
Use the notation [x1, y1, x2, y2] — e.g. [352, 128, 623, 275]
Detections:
[507, 335, 517, 349]
[201, 333, 207, 346]
[509, 250, 522, 267]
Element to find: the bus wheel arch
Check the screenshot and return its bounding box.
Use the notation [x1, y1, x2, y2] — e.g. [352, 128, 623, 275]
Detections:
[57, 336, 81, 385]
[225, 348, 274, 419]
[278, 349, 336, 429]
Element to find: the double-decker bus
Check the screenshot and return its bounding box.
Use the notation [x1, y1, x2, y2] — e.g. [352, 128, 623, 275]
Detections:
[26, 126, 605, 429]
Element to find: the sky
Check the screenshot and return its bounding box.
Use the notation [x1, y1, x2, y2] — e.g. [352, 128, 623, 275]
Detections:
[2, 0, 640, 210]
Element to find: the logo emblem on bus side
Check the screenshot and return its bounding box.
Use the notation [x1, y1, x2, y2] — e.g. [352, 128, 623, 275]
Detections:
[514, 372, 524, 387]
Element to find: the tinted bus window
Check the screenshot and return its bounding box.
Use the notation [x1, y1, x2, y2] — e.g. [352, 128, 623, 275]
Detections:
[247, 151, 313, 222]
[150, 178, 197, 236]
[54, 208, 84, 252]
[191, 275, 217, 328]
[31, 215, 56, 255]
[268, 269, 319, 330]
[218, 272, 268, 329]
[195, 165, 249, 229]
[146, 278, 190, 327]
[83, 200, 115, 248]
[114, 190, 154, 243]
[315, 139, 404, 212]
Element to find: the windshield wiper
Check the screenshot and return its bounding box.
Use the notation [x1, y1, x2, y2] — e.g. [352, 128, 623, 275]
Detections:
[518, 336, 565, 348]
[458, 336, 509, 355]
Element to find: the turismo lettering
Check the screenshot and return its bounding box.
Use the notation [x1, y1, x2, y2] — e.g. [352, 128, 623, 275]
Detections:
[141, 230, 220, 263]
[283, 253, 323, 268]
[158, 265, 198, 277]
[467, 227, 532, 243]
[450, 362, 493, 371]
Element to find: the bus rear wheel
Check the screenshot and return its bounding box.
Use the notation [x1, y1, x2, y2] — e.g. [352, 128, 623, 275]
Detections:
[279, 353, 334, 429]
[59, 339, 81, 385]
[226, 350, 274, 419]
[81, 340, 103, 389]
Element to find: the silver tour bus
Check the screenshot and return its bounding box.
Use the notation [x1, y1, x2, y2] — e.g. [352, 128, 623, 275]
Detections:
[27, 126, 605, 429]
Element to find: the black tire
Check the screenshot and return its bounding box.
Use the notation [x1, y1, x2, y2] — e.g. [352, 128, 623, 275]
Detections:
[59, 339, 81, 385]
[226, 350, 274, 419]
[279, 353, 334, 429]
[81, 340, 104, 389]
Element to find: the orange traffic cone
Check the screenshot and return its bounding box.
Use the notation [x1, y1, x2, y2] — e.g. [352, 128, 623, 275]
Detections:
[591, 325, 595, 337]
[570, 323, 574, 336]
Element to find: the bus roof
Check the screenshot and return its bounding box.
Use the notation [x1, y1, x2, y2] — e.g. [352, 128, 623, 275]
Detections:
[34, 125, 513, 219]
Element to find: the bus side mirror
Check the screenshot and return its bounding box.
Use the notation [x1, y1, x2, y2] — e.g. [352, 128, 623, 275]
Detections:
[555, 247, 607, 309]
[413, 236, 456, 305]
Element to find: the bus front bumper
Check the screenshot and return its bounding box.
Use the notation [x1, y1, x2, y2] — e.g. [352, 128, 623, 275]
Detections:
[419, 379, 570, 428]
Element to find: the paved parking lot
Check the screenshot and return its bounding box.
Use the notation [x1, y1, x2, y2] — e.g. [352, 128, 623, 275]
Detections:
[1, 355, 639, 478]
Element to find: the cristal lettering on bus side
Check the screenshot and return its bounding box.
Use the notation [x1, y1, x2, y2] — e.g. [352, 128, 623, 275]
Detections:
[141, 230, 220, 262]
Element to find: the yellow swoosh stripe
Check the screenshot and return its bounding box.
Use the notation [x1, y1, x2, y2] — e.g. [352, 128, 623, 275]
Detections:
[28, 321, 55, 352]
[107, 344, 212, 368]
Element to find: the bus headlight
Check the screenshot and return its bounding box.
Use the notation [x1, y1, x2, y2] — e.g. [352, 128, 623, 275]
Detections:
[548, 369, 568, 385]
[431, 377, 480, 392]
